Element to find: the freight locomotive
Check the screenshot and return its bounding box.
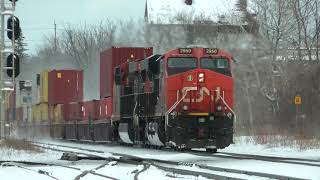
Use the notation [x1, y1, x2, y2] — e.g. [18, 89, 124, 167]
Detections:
[12, 46, 235, 152]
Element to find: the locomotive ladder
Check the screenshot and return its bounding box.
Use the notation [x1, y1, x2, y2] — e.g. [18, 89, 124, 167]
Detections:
[165, 87, 197, 131]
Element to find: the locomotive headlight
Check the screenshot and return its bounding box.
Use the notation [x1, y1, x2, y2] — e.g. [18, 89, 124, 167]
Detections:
[227, 112, 233, 118]
[209, 116, 215, 121]
[198, 72, 205, 83]
[216, 105, 222, 111]
[183, 105, 188, 111]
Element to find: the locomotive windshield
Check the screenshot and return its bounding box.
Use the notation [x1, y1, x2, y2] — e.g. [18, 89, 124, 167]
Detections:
[167, 57, 197, 75]
[201, 57, 232, 76]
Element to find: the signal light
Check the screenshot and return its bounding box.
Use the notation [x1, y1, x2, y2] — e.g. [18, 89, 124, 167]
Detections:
[7, 16, 21, 41]
[9, 0, 18, 5]
[198, 72, 205, 83]
[6, 53, 20, 78]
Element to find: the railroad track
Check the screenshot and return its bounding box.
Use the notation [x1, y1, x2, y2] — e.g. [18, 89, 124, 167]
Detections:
[0, 161, 81, 180]
[189, 150, 320, 167]
[33, 140, 320, 167]
[33, 141, 308, 180]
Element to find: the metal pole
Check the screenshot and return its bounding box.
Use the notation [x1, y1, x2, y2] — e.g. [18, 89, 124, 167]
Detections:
[0, 0, 4, 139]
[11, 1, 16, 139]
[0, 0, 16, 139]
[295, 104, 298, 133]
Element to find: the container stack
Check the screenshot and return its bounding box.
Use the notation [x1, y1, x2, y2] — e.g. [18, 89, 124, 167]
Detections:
[13, 47, 154, 141]
[31, 69, 84, 138]
[49, 69, 83, 138]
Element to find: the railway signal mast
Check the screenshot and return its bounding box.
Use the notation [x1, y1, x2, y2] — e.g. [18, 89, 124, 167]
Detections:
[0, 0, 21, 138]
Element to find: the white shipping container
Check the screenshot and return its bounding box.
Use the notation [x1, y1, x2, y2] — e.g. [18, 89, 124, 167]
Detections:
[16, 81, 33, 107]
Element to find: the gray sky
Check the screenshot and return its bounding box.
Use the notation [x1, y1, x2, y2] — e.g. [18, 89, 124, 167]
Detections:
[15, 0, 145, 55]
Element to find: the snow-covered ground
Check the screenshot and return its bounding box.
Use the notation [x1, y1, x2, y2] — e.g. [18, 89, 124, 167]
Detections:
[1, 136, 320, 179]
[223, 136, 320, 160]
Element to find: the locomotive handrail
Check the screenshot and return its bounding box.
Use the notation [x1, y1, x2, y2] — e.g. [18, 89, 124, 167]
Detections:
[216, 90, 236, 122]
[165, 87, 197, 130]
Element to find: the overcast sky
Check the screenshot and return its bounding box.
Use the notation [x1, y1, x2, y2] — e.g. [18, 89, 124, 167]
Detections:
[15, 0, 145, 55]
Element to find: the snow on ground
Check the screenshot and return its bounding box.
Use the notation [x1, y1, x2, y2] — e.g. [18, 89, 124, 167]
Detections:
[0, 144, 209, 180]
[0, 146, 61, 162]
[221, 136, 320, 160]
[1, 136, 320, 179]
[0, 166, 54, 180]
[201, 158, 320, 180]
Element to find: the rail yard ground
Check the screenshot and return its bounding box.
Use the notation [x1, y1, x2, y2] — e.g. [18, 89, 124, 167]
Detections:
[0, 136, 320, 180]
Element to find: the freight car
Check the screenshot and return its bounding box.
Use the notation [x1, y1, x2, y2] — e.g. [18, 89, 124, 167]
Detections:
[14, 46, 235, 152]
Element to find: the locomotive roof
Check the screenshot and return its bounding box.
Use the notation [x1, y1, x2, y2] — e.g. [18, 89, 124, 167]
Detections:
[145, 0, 247, 25]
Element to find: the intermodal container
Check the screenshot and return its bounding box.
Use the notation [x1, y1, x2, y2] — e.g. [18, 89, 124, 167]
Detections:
[8, 89, 16, 108]
[93, 100, 100, 120]
[48, 70, 83, 105]
[100, 47, 153, 98]
[64, 102, 81, 121]
[7, 108, 15, 121]
[32, 105, 41, 122]
[98, 97, 112, 120]
[39, 70, 49, 103]
[22, 106, 31, 122]
[15, 107, 23, 122]
[62, 103, 70, 121]
[39, 103, 49, 122]
[54, 104, 64, 123]
[80, 101, 95, 121]
[48, 105, 54, 122]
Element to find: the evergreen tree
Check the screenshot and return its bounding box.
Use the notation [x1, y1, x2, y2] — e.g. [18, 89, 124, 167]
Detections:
[15, 32, 28, 60]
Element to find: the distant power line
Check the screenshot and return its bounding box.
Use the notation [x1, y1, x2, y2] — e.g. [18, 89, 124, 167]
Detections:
[22, 27, 64, 31]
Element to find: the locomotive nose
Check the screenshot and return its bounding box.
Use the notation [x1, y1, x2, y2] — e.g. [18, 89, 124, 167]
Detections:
[180, 70, 212, 112]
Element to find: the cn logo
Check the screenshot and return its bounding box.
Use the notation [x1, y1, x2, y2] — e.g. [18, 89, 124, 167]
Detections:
[182, 87, 210, 103]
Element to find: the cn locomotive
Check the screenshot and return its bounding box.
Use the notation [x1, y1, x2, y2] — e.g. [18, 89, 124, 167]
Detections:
[113, 47, 235, 151]
[15, 47, 235, 152]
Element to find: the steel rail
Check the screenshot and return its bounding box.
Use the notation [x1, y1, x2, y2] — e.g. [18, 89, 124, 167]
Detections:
[33, 140, 320, 167]
[34, 142, 307, 180]
[219, 152, 320, 163]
